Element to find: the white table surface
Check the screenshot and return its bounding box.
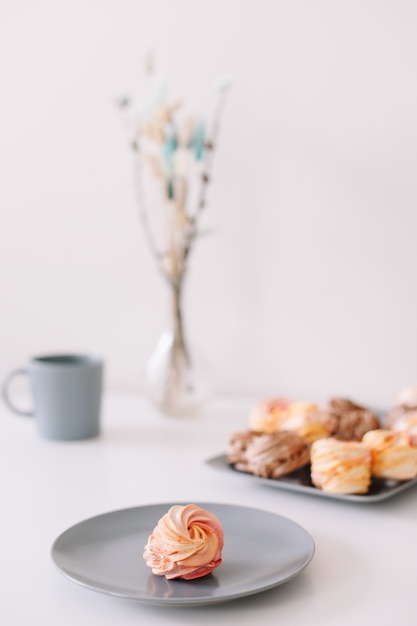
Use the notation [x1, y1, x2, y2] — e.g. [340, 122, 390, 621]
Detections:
[1, 392, 416, 625]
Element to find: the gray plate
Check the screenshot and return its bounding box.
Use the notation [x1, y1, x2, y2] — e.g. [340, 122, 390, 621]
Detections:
[51, 502, 315, 606]
[206, 454, 417, 503]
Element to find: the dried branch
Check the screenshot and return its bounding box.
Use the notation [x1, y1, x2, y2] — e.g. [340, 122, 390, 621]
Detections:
[118, 73, 230, 291]
[131, 138, 174, 286]
[182, 89, 229, 265]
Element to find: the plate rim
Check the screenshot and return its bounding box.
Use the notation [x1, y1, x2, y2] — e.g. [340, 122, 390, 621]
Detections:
[51, 500, 315, 606]
[205, 454, 417, 503]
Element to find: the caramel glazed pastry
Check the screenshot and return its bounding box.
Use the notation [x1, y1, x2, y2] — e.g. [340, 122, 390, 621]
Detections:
[227, 430, 310, 479]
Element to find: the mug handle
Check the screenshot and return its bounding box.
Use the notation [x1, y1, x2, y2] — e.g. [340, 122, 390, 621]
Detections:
[1, 368, 34, 416]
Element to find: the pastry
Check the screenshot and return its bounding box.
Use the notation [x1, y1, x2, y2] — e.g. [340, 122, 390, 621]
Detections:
[327, 397, 365, 415]
[143, 504, 224, 580]
[285, 420, 330, 445]
[284, 402, 319, 421]
[395, 384, 417, 410]
[276, 402, 330, 444]
[242, 430, 310, 478]
[386, 384, 417, 429]
[385, 406, 408, 429]
[362, 429, 417, 481]
[310, 438, 371, 494]
[249, 398, 329, 444]
[226, 430, 263, 467]
[303, 408, 340, 436]
[248, 397, 291, 433]
[389, 410, 417, 435]
[335, 409, 380, 441]
[326, 397, 380, 440]
[389, 411, 417, 446]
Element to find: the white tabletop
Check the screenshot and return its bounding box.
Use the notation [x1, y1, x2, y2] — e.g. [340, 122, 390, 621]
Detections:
[1, 392, 416, 625]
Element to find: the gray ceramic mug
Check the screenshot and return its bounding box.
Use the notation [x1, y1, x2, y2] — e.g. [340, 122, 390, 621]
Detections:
[1, 354, 104, 441]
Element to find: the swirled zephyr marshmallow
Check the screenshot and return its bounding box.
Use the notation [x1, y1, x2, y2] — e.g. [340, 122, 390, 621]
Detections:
[362, 429, 417, 481]
[143, 504, 224, 580]
[395, 384, 417, 410]
[310, 438, 372, 494]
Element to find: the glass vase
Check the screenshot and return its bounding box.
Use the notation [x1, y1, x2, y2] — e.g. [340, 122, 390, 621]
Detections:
[144, 283, 210, 416]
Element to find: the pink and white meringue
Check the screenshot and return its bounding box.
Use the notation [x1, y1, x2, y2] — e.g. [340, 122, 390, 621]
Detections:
[143, 504, 224, 580]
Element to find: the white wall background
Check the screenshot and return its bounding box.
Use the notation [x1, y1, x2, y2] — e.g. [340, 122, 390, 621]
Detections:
[1, 0, 416, 408]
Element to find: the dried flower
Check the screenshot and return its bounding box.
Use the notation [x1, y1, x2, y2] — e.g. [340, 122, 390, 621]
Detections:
[118, 64, 230, 289]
